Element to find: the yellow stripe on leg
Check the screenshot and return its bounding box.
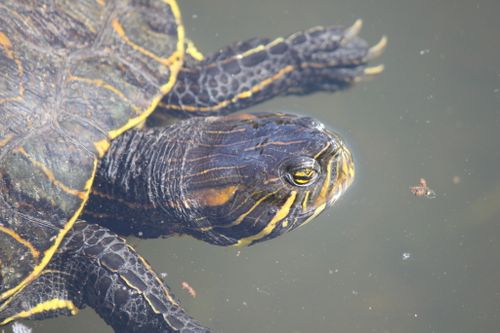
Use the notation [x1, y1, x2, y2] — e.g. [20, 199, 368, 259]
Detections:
[0, 299, 78, 325]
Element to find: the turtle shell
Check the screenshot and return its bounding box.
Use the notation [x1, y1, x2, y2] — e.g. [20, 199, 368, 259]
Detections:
[0, 0, 184, 303]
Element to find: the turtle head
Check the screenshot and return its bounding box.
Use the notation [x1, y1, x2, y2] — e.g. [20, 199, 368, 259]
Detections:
[181, 113, 354, 246]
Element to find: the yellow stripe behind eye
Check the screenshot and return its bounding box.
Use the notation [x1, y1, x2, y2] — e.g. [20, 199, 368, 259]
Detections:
[234, 191, 297, 247]
[301, 191, 310, 211]
[314, 155, 334, 206]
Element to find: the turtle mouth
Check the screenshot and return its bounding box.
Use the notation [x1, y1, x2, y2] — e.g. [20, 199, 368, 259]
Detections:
[290, 141, 354, 228]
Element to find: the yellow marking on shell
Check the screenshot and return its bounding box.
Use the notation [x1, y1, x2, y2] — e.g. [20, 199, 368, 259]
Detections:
[14, 147, 87, 200]
[186, 39, 204, 61]
[0, 32, 14, 58]
[0, 226, 40, 259]
[0, 134, 14, 147]
[0, 32, 24, 104]
[234, 191, 297, 247]
[96, 0, 105, 6]
[0, 0, 184, 306]
[94, 139, 110, 158]
[0, 159, 97, 303]
[162, 65, 295, 112]
[136, 120, 146, 129]
[68, 76, 141, 114]
[190, 185, 239, 207]
[0, 299, 78, 325]
[112, 18, 177, 67]
[104, 0, 185, 141]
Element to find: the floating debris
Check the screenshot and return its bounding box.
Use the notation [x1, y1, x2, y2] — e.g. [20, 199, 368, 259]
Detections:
[12, 322, 32, 333]
[402, 252, 412, 261]
[181, 281, 197, 298]
[255, 286, 271, 296]
[410, 178, 436, 198]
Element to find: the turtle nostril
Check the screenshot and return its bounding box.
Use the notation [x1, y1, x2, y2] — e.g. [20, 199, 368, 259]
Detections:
[324, 128, 343, 147]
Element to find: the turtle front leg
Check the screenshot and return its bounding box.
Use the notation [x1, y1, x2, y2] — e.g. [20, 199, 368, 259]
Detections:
[0, 221, 212, 333]
[156, 20, 386, 118]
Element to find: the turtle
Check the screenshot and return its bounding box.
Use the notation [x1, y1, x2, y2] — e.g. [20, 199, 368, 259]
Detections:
[0, 1, 386, 332]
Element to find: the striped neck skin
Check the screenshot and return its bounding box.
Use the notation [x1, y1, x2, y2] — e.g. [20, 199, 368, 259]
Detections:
[85, 113, 354, 247]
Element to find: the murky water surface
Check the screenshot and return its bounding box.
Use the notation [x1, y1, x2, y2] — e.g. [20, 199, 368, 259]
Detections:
[18, 0, 500, 332]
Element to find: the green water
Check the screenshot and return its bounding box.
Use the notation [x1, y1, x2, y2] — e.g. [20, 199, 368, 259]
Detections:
[21, 0, 500, 332]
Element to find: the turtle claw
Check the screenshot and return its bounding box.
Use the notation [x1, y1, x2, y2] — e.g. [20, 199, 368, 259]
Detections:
[342, 19, 363, 44]
[364, 36, 388, 61]
[364, 64, 385, 75]
[354, 64, 385, 82]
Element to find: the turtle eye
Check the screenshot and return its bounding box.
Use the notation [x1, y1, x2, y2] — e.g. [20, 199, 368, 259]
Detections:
[290, 168, 317, 186]
[282, 158, 321, 187]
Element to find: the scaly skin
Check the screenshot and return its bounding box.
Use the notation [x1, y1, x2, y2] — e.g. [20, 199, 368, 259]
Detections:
[0, 221, 211, 333]
[156, 22, 385, 118]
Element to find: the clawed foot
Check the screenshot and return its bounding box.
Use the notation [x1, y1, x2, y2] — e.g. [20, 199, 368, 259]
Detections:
[289, 19, 387, 93]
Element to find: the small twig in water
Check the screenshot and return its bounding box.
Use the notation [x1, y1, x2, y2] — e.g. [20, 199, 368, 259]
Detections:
[181, 281, 197, 298]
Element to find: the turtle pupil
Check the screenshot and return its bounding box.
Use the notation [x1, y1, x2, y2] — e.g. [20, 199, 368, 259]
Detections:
[289, 168, 317, 186]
